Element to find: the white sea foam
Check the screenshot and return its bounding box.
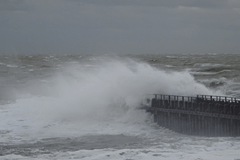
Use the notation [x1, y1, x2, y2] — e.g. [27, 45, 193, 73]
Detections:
[0, 57, 239, 159]
[0, 58, 221, 142]
[1, 142, 240, 160]
[6, 64, 18, 68]
[193, 63, 230, 67]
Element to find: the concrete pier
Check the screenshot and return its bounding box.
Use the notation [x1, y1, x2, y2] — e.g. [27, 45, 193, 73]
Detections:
[146, 94, 240, 136]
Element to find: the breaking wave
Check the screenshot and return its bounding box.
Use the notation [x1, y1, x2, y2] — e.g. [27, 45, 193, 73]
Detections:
[0, 58, 220, 142]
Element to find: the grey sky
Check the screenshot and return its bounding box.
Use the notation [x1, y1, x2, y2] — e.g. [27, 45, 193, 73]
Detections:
[0, 0, 240, 55]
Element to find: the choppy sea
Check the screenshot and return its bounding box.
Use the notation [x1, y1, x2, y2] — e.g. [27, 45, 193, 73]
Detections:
[0, 53, 240, 159]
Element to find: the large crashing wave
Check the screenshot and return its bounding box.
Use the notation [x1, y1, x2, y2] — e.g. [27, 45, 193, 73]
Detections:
[0, 57, 219, 141]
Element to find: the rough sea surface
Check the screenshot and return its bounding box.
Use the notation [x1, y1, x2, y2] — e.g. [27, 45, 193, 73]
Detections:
[0, 53, 240, 159]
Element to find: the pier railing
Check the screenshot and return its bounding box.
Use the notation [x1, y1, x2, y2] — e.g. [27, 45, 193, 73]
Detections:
[146, 94, 240, 137]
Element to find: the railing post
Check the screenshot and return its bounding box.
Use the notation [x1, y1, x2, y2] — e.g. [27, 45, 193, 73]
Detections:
[182, 96, 185, 109]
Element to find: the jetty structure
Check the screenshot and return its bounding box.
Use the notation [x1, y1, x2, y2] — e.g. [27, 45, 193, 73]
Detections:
[144, 94, 240, 137]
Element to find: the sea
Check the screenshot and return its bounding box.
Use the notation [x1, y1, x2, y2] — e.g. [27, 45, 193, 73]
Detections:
[0, 53, 240, 160]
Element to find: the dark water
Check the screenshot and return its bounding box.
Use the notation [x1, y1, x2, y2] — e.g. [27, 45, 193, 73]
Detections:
[0, 135, 145, 156]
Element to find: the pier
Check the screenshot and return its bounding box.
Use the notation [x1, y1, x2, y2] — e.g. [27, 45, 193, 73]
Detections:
[146, 94, 240, 136]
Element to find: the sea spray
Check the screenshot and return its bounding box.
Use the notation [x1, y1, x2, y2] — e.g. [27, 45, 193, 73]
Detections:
[1, 54, 240, 159]
[1, 57, 219, 141]
[25, 58, 217, 119]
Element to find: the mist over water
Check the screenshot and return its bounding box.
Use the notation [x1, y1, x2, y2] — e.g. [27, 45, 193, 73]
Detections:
[0, 54, 240, 159]
[1, 57, 215, 138]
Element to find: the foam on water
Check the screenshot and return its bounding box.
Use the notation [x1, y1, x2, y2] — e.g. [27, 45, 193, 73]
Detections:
[0, 58, 222, 143]
[1, 57, 240, 159]
[0, 59, 219, 142]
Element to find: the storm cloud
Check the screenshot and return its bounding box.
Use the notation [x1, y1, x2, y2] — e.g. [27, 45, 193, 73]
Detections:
[0, 0, 240, 55]
[77, 0, 235, 8]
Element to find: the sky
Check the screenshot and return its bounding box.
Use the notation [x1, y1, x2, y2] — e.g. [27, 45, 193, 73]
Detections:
[0, 0, 240, 55]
